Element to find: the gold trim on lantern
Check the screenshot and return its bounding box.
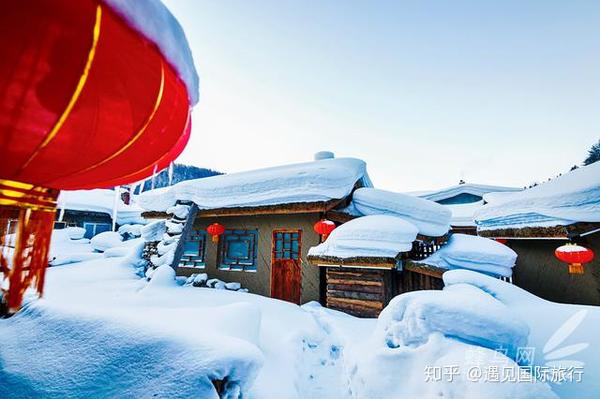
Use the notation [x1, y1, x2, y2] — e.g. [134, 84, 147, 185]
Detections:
[0, 179, 59, 212]
[18, 4, 103, 172]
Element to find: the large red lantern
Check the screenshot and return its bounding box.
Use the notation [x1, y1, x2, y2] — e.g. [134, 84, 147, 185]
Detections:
[0, 0, 197, 311]
[207, 223, 226, 243]
[314, 219, 336, 241]
[554, 243, 595, 275]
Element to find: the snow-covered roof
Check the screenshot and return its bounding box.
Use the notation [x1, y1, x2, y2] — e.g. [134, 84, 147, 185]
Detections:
[351, 188, 451, 237]
[443, 201, 484, 227]
[415, 183, 522, 203]
[58, 189, 144, 225]
[475, 162, 600, 231]
[103, 0, 199, 104]
[138, 157, 371, 212]
[417, 234, 517, 278]
[308, 215, 418, 264]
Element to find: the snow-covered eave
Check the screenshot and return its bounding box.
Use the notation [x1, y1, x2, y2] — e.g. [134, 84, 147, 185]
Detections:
[477, 221, 600, 239]
[141, 198, 347, 219]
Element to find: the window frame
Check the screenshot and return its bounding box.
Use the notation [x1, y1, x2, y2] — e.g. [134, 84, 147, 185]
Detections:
[179, 229, 208, 268]
[218, 229, 259, 272]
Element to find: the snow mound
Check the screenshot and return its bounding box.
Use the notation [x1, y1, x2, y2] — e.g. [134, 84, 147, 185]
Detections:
[64, 227, 85, 240]
[90, 231, 123, 253]
[141, 220, 166, 241]
[117, 224, 143, 239]
[0, 305, 260, 399]
[352, 188, 451, 236]
[145, 265, 176, 288]
[308, 215, 418, 259]
[475, 162, 600, 230]
[138, 158, 370, 212]
[376, 283, 529, 358]
[419, 234, 517, 277]
[102, 0, 199, 104]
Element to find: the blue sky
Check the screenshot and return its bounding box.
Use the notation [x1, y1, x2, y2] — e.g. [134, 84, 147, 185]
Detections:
[164, 0, 599, 191]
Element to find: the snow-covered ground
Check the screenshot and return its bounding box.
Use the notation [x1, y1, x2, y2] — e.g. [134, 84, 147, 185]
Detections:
[1, 244, 598, 398]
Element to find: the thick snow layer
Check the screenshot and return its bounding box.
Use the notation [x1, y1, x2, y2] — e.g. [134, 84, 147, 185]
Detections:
[140, 220, 166, 241]
[444, 270, 600, 398]
[416, 183, 522, 202]
[102, 0, 199, 104]
[58, 189, 144, 225]
[2, 245, 583, 398]
[352, 188, 451, 237]
[475, 162, 600, 230]
[309, 215, 418, 260]
[90, 231, 123, 252]
[419, 234, 517, 277]
[49, 229, 103, 266]
[139, 158, 370, 212]
[444, 200, 484, 227]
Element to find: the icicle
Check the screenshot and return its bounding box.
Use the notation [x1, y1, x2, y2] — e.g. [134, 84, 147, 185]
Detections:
[112, 186, 120, 232]
[151, 164, 158, 190]
[168, 161, 174, 186]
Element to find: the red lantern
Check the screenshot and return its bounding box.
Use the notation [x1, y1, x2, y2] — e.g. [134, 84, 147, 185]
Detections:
[0, 0, 196, 311]
[555, 243, 595, 275]
[314, 219, 336, 241]
[207, 223, 226, 243]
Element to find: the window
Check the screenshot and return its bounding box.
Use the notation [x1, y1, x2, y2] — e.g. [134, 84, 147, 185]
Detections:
[219, 229, 258, 271]
[273, 231, 300, 260]
[179, 229, 207, 268]
[83, 222, 111, 239]
[54, 221, 67, 230]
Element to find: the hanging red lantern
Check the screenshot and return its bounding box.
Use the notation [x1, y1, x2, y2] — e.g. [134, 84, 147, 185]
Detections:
[554, 243, 595, 275]
[314, 219, 336, 241]
[0, 0, 198, 312]
[207, 223, 226, 243]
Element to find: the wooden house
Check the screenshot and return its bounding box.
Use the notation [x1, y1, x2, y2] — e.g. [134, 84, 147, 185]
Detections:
[475, 163, 600, 305]
[140, 155, 373, 305]
[55, 189, 143, 238]
[412, 183, 522, 235]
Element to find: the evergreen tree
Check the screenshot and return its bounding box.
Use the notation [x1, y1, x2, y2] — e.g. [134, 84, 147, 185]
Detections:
[583, 139, 600, 165]
[137, 163, 222, 192]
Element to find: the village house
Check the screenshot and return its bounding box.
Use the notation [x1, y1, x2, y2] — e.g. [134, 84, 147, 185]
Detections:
[139, 153, 373, 305]
[410, 183, 522, 234]
[55, 189, 144, 238]
[475, 162, 600, 306]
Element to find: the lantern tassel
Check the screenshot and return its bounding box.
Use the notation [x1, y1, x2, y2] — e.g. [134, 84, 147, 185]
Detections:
[0, 180, 58, 314]
[568, 263, 584, 275]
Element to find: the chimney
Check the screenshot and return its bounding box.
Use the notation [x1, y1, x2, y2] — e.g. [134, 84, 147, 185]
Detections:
[314, 151, 335, 161]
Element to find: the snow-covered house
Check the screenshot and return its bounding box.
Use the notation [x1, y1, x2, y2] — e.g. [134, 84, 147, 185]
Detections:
[475, 162, 600, 305]
[412, 183, 522, 234]
[56, 189, 144, 239]
[139, 154, 373, 305]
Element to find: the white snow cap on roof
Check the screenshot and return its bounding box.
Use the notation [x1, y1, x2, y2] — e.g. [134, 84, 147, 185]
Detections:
[58, 189, 143, 225]
[308, 215, 418, 260]
[102, 0, 199, 104]
[416, 183, 522, 202]
[419, 234, 517, 278]
[352, 188, 452, 237]
[138, 157, 371, 212]
[475, 162, 600, 230]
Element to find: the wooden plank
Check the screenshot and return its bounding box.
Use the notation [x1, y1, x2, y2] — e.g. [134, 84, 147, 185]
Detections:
[404, 262, 446, 279]
[327, 289, 382, 301]
[327, 283, 384, 294]
[327, 297, 383, 310]
[326, 278, 383, 287]
[326, 270, 384, 280]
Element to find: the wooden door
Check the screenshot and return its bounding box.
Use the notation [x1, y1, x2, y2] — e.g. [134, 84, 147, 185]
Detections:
[271, 230, 302, 304]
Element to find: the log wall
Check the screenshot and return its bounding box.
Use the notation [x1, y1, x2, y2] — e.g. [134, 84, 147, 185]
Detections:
[325, 268, 393, 318]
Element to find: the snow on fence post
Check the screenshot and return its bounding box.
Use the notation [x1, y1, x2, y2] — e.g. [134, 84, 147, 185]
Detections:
[168, 202, 198, 270]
